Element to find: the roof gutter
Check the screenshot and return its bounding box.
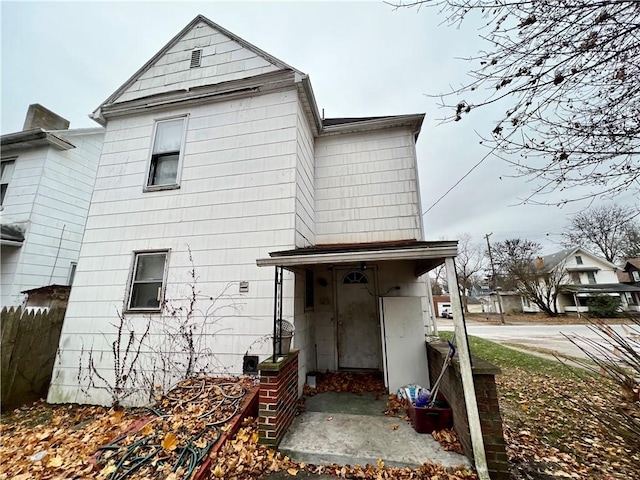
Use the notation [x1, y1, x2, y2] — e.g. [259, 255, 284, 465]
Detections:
[0, 129, 75, 151]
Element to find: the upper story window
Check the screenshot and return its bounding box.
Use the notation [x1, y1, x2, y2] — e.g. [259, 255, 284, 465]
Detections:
[571, 273, 581, 284]
[575, 255, 583, 265]
[1, 159, 16, 206]
[127, 251, 169, 311]
[632, 271, 640, 282]
[146, 117, 187, 190]
[587, 271, 597, 284]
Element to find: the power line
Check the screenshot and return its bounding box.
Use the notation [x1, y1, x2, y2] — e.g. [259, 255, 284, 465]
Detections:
[421, 148, 494, 217]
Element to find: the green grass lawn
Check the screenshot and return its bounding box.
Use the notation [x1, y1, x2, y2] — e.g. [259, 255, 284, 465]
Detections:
[439, 332, 639, 480]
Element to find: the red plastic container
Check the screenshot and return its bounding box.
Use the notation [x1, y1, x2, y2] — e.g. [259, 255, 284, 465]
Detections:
[408, 398, 453, 433]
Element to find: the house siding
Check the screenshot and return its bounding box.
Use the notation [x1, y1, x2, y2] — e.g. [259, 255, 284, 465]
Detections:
[294, 100, 315, 247]
[1, 132, 103, 307]
[314, 127, 422, 244]
[48, 89, 301, 405]
[116, 20, 281, 104]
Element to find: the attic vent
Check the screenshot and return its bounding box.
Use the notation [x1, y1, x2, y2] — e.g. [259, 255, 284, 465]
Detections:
[190, 49, 202, 68]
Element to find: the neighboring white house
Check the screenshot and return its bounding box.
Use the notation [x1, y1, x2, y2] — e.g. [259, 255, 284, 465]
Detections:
[0, 105, 104, 308]
[496, 247, 640, 315]
[48, 15, 457, 406]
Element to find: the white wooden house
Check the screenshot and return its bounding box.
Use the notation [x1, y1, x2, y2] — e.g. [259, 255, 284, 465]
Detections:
[497, 247, 640, 314]
[1, 105, 104, 308]
[47, 15, 460, 407]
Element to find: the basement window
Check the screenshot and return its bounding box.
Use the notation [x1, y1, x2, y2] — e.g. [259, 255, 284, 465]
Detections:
[190, 49, 202, 68]
[146, 117, 187, 190]
[127, 251, 169, 311]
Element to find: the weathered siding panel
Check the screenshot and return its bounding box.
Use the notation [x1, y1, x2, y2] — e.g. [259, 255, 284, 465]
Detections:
[294, 99, 315, 247]
[116, 21, 281, 104]
[49, 90, 301, 405]
[1, 132, 103, 307]
[314, 128, 422, 244]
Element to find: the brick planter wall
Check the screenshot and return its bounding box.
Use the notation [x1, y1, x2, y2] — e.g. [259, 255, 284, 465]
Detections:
[258, 350, 299, 447]
[426, 341, 509, 480]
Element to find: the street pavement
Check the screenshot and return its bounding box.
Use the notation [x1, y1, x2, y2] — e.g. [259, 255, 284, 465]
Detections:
[437, 320, 637, 360]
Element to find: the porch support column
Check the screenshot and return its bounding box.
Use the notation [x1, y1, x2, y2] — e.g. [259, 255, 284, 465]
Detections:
[444, 256, 490, 480]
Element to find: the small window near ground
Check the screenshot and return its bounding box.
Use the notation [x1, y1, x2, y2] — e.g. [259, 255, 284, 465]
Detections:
[146, 117, 186, 189]
[305, 270, 314, 310]
[1, 159, 15, 206]
[587, 271, 597, 284]
[127, 251, 169, 311]
[343, 271, 368, 284]
[68, 262, 77, 286]
[575, 255, 583, 265]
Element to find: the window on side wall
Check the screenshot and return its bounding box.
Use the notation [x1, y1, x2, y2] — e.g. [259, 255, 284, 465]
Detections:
[68, 262, 77, 285]
[575, 255, 583, 265]
[146, 117, 187, 190]
[632, 271, 640, 282]
[127, 251, 169, 311]
[1, 159, 16, 206]
[587, 271, 597, 284]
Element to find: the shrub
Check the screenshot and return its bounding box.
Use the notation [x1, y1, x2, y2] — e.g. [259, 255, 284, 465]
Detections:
[587, 294, 621, 318]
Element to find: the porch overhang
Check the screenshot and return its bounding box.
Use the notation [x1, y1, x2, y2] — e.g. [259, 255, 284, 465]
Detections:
[256, 240, 458, 277]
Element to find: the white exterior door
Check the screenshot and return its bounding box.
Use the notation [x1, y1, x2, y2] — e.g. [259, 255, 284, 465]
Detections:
[336, 269, 381, 369]
[380, 296, 430, 394]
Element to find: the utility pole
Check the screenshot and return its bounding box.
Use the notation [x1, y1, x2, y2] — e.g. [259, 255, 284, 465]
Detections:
[485, 233, 505, 325]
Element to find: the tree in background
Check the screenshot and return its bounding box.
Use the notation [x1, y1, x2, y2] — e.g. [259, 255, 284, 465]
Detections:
[429, 264, 448, 296]
[394, 1, 640, 204]
[562, 204, 640, 263]
[455, 233, 485, 312]
[493, 238, 568, 316]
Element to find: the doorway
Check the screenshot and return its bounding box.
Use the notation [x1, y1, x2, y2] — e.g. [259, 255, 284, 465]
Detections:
[336, 268, 381, 370]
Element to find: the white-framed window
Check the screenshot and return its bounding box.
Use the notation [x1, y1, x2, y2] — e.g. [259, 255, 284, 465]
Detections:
[575, 255, 583, 265]
[1, 159, 16, 206]
[127, 251, 169, 311]
[587, 271, 597, 284]
[68, 262, 77, 286]
[632, 271, 640, 282]
[145, 117, 187, 190]
[571, 273, 581, 284]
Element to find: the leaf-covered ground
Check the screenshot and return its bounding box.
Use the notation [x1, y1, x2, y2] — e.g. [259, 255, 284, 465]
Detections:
[2, 337, 638, 480]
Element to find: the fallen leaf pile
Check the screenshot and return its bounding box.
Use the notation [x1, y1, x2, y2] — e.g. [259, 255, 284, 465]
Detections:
[0, 376, 255, 480]
[384, 393, 410, 418]
[496, 367, 640, 479]
[432, 429, 463, 454]
[96, 376, 255, 479]
[303, 371, 387, 397]
[0, 402, 136, 479]
[208, 419, 478, 480]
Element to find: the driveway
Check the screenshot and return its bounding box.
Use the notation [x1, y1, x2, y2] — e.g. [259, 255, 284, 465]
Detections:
[437, 320, 636, 359]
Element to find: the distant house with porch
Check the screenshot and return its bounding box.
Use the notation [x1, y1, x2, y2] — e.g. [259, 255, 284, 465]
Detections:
[1, 105, 104, 308]
[493, 247, 640, 315]
[48, 15, 457, 407]
[617, 258, 640, 312]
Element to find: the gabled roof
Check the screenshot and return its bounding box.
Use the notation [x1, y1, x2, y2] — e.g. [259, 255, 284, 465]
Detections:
[622, 258, 640, 270]
[91, 14, 302, 120]
[537, 247, 618, 273]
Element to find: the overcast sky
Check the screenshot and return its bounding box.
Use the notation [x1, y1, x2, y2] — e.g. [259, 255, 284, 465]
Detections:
[2, 1, 637, 254]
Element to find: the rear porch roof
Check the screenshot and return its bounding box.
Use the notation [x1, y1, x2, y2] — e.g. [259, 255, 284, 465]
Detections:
[256, 240, 458, 276]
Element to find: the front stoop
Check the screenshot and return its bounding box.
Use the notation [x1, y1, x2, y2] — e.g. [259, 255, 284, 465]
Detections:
[258, 350, 299, 447]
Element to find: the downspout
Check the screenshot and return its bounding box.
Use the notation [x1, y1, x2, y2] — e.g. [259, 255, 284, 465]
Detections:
[445, 257, 490, 480]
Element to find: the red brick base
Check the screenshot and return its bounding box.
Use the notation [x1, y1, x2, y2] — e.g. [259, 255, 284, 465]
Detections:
[427, 341, 509, 480]
[258, 350, 299, 446]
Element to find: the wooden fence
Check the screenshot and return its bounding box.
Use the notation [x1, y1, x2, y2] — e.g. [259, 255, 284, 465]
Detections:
[1, 307, 65, 411]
